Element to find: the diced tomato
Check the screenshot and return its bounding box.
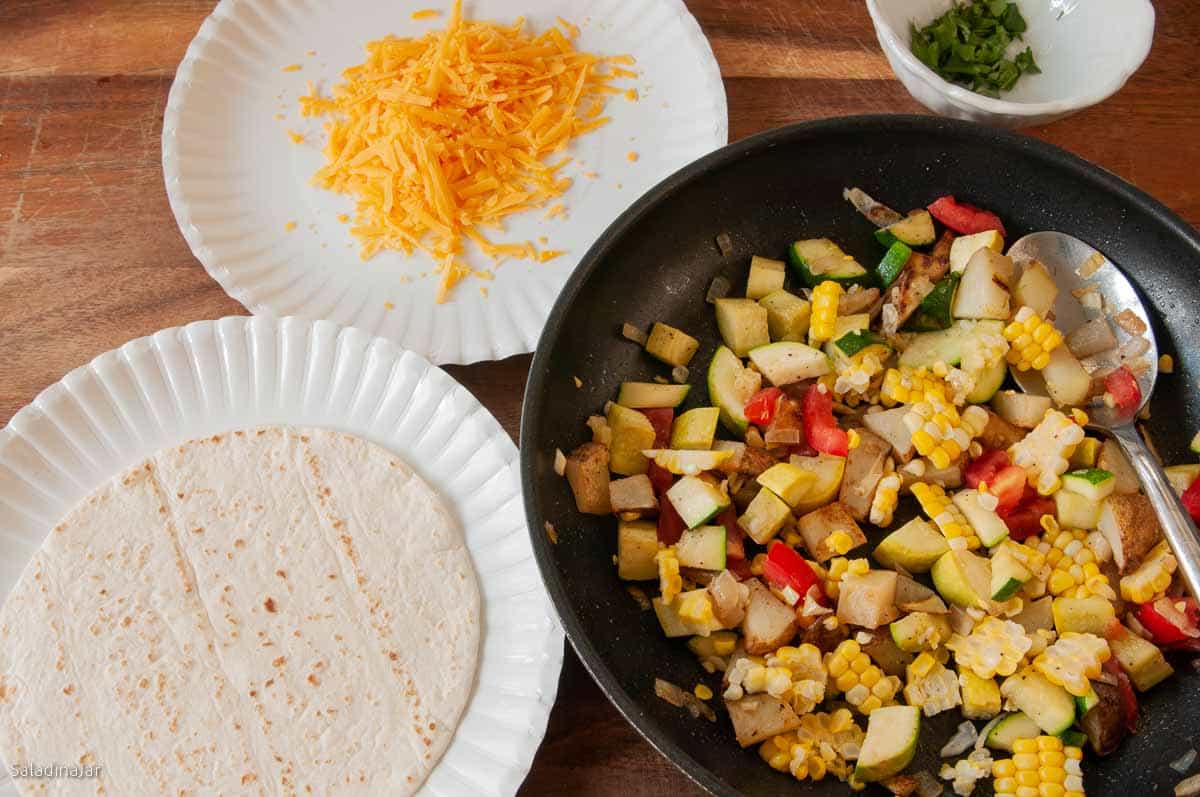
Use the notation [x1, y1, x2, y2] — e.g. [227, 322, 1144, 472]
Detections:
[1136, 597, 1200, 646]
[727, 557, 754, 580]
[646, 461, 674, 495]
[762, 541, 824, 603]
[1103, 658, 1140, 734]
[744, 387, 783, 427]
[1104, 366, 1142, 416]
[640, 408, 674, 449]
[1181, 477, 1200, 524]
[927, 195, 1007, 237]
[998, 491, 1055, 540]
[989, 466, 1028, 514]
[657, 494, 685, 546]
[716, 508, 746, 562]
[964, 449, 1009, 488]
[801, 385, 848, 457]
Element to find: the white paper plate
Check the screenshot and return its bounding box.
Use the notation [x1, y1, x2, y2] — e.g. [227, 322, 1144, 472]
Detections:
[162, 0, 727, 365]
[0, 317, 563, 797]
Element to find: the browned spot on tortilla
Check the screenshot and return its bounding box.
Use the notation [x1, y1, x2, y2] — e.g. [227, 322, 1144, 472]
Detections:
[234, 539, 246, 550]
[264, 597, 277, 613]
[307, 673, 320, 686]
[272, 656, 285, 667]
[388, 651, 398, 661]
[138, 678, 149, 689]
[121, 617, 132, 627]
[265, 678, 274, 688]
[176, 492, 184, 499]
[242, 773, 257, 785]
[276, 570, 287, 579]
[62, 684, 74, 696]
[158, 506, 167, 514]
[429, 721, 437, 731]
[327, 573, 337, 580]
[211, 434, 223, 443]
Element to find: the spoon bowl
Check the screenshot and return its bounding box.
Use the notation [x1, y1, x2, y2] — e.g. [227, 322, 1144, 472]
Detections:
[1006, 230, 1200, 597]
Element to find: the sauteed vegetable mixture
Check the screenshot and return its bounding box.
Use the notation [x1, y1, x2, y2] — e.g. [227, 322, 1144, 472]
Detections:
[560, 189, 1200, 794]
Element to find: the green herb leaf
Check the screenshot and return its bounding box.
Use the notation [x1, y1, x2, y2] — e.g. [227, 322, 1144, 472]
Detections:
[1002, 3, 1028, 34]
[1015, 46, 1041, 74]
[909, 0, 1039, 96]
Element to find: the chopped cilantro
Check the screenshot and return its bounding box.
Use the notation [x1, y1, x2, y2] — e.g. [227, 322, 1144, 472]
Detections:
[909, 1, 1041, 97]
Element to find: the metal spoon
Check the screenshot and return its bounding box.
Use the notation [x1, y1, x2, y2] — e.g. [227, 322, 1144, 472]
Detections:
[1007, 231, 1200, 598]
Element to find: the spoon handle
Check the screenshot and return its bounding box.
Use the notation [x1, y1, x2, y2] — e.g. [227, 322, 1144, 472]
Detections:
[1110, 423, 1200, 599]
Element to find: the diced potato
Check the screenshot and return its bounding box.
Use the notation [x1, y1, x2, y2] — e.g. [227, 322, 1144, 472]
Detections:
[726, 694, 802, 747]
[565, 442, 611, 514]
[991, 390, 1052, 429]
[838, 428, 890, 521]
[837, 570, 899, 629]
[1012, 260, 1058, 319]
[742, 579, 799, 654]
[708, 569, 750, 627]
[1041, 346, 1091, 407]
[1066, 317, 1119, 359]
[798, 501, 866, 562]
[1098, 494, 1162, 574]
[609, 474, 657, 513]
[863, 407, 915, 461]
[1097, 438, 1139, 495]
[977, 409, 1026, 450]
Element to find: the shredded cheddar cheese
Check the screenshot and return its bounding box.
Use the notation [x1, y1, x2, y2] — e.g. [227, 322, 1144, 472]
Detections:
[281, 64, 302, 73]
[411, 9, 441, 20]
[286, 130, 304, 144]
[284, 221, 297, 232]
[299, 0, 635, 301]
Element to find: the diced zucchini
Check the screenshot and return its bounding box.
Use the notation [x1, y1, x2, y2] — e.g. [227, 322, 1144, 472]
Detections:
[788, 238, 873, 288]
[875, 210, 936, 247]
[788, 453, 847, 513]
[617, 520, 659, 580]
[832, 330, 890, 359]
[949, 229, 1004, 274]
[746, 255, 787, 300]
[738, 487, 793, 544]
[1012, 260, 1058, 319]
[989, 546, 1032, 601]
[676, 525, 727, 570]
[1061, 469, 1116, 502]
[960, 670, 1002, 720]
[617, 382, 691, 409]
[898, 319, 996, 369]
[643, 449, 733, 475]
[889, 611, 951, 653]
[931, 549, 992, 610]
[666, 476, 730, 529]
[748, 341, 830, 386]
[645, 322, 699, 367]
[607, 403, 656, 476]
[1052, 595, 1115, 636]
[1000, 671, 1077, 734]
[715, 298, 770, 357]
[671, 407, 720, 450]
[952, 248, 1013, 321]
[1041, 346, 1091, 408]
[876, 241, 912, 288]
[874, 517, 949, 573]
[985, 712, 1043, 751]
[757, 463, 817, 508]
[1165, 464, 1200, 496]
[966, 356, 1008, 404]
[1059, 729, 1088, 748]
[952, 489, 1009, 547]
[910, 273, 960, 330]
[759, 290, 811, 342]
[1074, 688, 1100, 719]
[1192, 431, 1200, 455]
[1054, 490, 1101, 530]
[855, 705, 921, 782]
[1109, 626, 1174, 691]
[1069, 437, 1101, 469]
[707, 346, 761, 436]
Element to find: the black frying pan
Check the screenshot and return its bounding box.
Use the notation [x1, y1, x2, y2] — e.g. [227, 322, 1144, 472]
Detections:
[520, 115, 1200, 796]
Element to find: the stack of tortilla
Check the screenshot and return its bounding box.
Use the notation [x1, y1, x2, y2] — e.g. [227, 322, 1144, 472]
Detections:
[0, 427, 479, 796]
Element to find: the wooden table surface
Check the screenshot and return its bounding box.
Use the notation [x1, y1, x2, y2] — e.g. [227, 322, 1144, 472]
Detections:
[2, 1, 1198, 794]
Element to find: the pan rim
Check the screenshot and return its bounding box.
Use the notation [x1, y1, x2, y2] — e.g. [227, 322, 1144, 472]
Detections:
[519, 113, 1200, 797]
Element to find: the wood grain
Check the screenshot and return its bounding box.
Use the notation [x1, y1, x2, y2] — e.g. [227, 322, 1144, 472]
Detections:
[1, 1, 1198, 795]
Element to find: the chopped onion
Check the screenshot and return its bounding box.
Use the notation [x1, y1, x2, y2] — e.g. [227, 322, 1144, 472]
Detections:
[682, 691, 717, 722]
[621, 322, 648, 346]
[1118, 336, 1150, 361]
[672, 365, 689, 384]
[544, 521, 558, 544]
[764, 428, 801, 445]
[1114, 308, 1149, 336]
[1177, 773, 1200, 797]
[975, 715, 1004, 750]
[706, 276, 731, 304]
[654, 678, 685, 707]
[745, 427, 766, 449]
[940, 721, 978, 758]
[1172, 750, 1198, 774]
[626, 585, 651, 611]
[855, 631, 875, 645]
[715, 231, 733, 256]
[553, 448, 567, 476]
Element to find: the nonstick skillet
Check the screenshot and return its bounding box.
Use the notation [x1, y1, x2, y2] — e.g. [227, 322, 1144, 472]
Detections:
[520, 115, 1200, 796]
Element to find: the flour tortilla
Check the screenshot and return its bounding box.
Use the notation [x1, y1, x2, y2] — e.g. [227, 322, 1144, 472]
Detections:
[0, 427, 480, 796]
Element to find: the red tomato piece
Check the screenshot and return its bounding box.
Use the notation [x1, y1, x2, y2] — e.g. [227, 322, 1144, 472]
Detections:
[1137, 597, 1200, 646]
[646, 461, 674, 496]
[927, 195, 1007, 237]
[1104, 366, 1142, 416]
[640, 408, 674, 449]
[657, 494, 685, 546]
[801, 385, 848, 457]
[989, 466, 1028, 514]
[1181, 475, 1200, 524]
[1103, 658, 1140, 734]
[999, 493, 1055, 540]
[744, 387, 783, 427]
[762, 541, 823, 603]
[964, 449, 1009, 488]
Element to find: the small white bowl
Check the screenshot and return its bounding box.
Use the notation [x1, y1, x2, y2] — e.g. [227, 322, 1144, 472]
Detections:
[866, 0, 1155, 128]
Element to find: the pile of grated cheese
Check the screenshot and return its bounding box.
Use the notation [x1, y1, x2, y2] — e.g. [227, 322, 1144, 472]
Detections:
[299, 0, 636, 303]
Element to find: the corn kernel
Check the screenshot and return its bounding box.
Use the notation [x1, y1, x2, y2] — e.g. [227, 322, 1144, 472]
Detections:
[809, 281, 843, 346]
[694, 683, 713, 700]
